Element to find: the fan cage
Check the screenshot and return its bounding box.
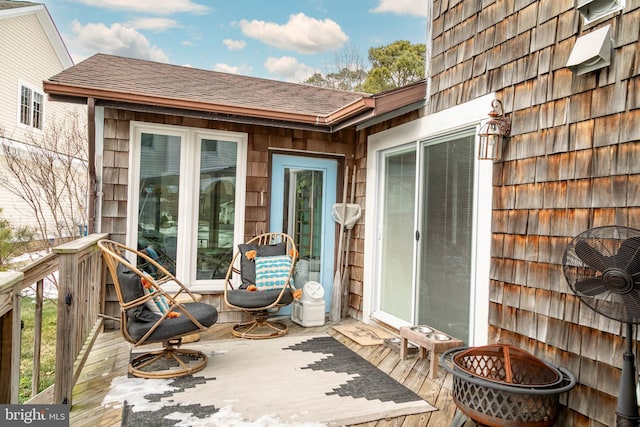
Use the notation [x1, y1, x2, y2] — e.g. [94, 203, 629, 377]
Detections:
[562, 225, 640, 325]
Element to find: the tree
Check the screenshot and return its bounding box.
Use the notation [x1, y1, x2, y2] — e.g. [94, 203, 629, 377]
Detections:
[303, 44, 368, 91]
[0, 112, 88, 250]
[0, 209, 34, 271]
[362, 40, 426, 94]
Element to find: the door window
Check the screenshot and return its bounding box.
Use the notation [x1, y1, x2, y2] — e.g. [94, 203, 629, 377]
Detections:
[271, 155, 337, 311]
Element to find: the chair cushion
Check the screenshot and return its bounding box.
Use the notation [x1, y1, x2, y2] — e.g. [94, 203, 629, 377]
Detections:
[226, 288, 293, 309]
[117, 264, 160, 323]
[237, 242, 287, 288]
[117, 263, 144, 303]
[127, 302, 218, 342]
[255, 255, 293, 290]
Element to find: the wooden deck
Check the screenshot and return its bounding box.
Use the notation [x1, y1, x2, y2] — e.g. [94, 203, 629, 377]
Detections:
[62, 317, 472, 427]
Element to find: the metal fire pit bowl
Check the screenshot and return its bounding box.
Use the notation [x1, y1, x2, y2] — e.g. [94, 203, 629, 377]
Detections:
[441, 345, 576, 427]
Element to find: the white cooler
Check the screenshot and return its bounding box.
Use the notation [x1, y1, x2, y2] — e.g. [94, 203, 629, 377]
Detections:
[291, 281, 326, 327]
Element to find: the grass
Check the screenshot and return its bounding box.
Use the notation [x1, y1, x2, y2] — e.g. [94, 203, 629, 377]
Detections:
[19, 296, 58, 403]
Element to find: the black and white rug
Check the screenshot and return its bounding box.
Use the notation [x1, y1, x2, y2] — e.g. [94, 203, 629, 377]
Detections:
[103, 334, 436, 426]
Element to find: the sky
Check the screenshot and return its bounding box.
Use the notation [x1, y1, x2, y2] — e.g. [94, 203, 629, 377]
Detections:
[42, 0, 427, 83]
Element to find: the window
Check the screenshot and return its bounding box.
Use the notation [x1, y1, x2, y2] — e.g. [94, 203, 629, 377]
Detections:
[129, 122, 247, 292]
[19, 84, 44, 130]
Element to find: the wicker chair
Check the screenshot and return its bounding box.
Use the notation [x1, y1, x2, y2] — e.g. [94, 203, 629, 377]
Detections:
[223, 233, 297, 339]
[98, 239, 218, 378]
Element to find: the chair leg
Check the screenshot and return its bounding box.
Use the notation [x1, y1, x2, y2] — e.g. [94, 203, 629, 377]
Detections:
[231, 312, 288, 339]
[129, 344, 208, 379]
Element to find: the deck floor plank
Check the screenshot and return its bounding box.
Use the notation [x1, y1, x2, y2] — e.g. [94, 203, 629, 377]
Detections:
[64, 318, 463, 426]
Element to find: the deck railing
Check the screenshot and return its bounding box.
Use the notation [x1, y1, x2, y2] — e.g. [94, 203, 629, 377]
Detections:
[0, 233, 108, 405]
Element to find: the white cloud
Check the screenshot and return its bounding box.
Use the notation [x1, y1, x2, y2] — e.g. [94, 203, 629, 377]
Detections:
[223, 39, 247, 51]
[371, 0, 427, 17]
[239, 13, 348, 55]
[264, 56, 317, 83]
[128, 18, 180, 32]
[214, 63, 252, 75]
[69, 20, 169, 63]
[72, 0, 209, 14]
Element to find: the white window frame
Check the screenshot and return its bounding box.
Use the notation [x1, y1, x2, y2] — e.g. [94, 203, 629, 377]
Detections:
[17, 81, 45, 130]
[128, 121, 247, 292]
[364, 93, 495, 345]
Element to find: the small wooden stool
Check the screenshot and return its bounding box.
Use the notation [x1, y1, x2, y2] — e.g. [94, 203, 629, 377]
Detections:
[399, 326, 463, 379]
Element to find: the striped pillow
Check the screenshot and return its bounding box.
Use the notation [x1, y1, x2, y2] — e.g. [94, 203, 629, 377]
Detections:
[141, 274, 171, 315]
[255, 255, 293, 290]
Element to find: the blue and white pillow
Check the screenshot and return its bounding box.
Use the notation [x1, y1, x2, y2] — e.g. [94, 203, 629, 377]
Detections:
[141, 274, 171, 315]
[255, 255, 293, 290]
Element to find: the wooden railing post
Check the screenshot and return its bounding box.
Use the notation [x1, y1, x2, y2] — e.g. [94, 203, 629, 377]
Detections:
[0, 271, 24, 404]
[52, 233, 108, 406]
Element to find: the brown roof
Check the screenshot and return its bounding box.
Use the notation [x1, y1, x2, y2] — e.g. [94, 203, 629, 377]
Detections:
[44, 54, 426, 129]
[45, 54, 377, 126]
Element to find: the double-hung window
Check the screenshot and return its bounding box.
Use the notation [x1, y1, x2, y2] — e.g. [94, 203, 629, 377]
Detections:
[128, 122, 247, 292]
[19, 84, 44, 130]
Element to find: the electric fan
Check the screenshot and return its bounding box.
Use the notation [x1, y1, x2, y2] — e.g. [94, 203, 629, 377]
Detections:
[562, 225, 640, 427]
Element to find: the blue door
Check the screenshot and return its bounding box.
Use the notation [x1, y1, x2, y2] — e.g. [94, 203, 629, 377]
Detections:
[271, 155, 337, 312]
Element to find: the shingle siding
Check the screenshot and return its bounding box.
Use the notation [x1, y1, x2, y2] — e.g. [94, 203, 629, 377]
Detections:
[427, 0, 640, 424]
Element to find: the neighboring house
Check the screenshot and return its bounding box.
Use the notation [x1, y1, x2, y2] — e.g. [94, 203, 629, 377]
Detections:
[43, 0, 640, 424]
[0, 0, 86, 236]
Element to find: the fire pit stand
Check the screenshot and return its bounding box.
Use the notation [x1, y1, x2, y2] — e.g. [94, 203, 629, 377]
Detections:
[441, 345, 576, 427]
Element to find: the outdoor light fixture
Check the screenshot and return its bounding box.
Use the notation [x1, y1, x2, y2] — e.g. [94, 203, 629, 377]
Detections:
[477, 99, 510, 161]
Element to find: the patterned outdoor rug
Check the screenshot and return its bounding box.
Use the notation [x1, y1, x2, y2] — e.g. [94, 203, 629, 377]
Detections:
[103, 334, 436, 426]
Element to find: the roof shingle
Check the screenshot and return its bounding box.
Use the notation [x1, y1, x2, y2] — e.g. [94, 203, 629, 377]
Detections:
[46, 53, 370, 119]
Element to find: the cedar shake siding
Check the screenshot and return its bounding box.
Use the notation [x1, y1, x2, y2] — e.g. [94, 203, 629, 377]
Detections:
[424, 0, 640, 425]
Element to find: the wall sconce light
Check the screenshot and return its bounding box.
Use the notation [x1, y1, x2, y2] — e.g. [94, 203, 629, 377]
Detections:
[477, 99, 511, 161]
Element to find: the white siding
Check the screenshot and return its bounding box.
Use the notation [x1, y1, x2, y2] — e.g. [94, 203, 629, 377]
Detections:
[0, 6, 86, 233]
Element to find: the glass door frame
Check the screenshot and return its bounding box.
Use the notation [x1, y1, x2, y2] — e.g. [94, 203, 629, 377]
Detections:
[363, 94, 495, 345]
[270, 153, 338, 311]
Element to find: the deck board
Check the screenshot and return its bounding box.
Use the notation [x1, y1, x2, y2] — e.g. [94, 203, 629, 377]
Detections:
[63, 317, 467, 427]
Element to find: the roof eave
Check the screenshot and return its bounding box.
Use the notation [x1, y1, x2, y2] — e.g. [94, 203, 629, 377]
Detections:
[43, 80, 375, 128]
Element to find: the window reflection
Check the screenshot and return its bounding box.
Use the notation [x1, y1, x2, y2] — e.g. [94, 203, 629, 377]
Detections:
[283, 168, 323, 285]
[137, 133, 181, 275]
[196, 139, 237, 279]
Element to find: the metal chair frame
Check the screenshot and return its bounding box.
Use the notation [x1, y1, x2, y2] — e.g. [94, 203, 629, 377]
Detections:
[99, 239, 216, 378]
[223, 233, 297, 339]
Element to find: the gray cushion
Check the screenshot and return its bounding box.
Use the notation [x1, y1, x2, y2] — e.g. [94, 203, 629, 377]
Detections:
[237, 242, 287, 288]
[117, 263, 160, 323]
[226, 288, 293, 309]
[126, 302, 218, 342]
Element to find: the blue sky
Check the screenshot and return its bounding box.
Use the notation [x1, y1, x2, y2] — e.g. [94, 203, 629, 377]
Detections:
[43, 0, 427, 83]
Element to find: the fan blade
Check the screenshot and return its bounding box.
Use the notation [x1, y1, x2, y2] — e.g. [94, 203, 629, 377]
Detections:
[621, 292, 640, 321]
[618, 237, 640, 274]
[575, 240, 611, 272]
[575, 278, 607, 296]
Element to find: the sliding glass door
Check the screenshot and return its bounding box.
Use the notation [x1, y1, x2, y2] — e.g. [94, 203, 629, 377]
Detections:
[373, 130, 476, 342]
[417, 132, 475, 341]
[378, 146, 416, 323]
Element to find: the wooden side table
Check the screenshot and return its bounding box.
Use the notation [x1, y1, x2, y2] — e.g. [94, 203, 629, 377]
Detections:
[399, 326, 463, 379]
